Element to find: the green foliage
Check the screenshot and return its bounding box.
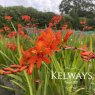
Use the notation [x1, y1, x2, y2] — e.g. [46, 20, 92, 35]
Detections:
[59, 0, 95, 30]
[0, 6, 55, 29]
[59, 0, 95, 17]
[0, 6, 94, 30]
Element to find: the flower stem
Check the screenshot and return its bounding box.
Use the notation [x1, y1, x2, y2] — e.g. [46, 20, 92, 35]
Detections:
[24, 71, 33, 95]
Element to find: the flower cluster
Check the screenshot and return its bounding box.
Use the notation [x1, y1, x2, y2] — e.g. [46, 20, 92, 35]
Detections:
[20, 28, 62, 75]
[0, 29, 3, 33]
[0, 64, 27, 75]
[49, 15, 62, 27]
[83, 26, 93, 31]
[80, 21, 86, 25]
[8, 31, 17, 38]
[63, 29, 73, 44]
[5, 16, 12, 21]
[22, 15, 31, 21]
[81, 51, 95, 62]
[4, 25, 10, 31]
[0, 15, 95, 77]
[6, 42, 17, 51]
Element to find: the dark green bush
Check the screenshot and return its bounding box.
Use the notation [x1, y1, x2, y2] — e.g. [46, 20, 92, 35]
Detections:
[0, 6, 94, 30]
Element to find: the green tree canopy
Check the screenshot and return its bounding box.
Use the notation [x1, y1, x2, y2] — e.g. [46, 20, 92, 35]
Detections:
[59, 0, 95, 18]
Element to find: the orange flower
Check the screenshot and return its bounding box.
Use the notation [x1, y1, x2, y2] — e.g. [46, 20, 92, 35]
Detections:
[20, 28, 61, 75]
[63, 29, 73, 44]
[19, 31, 25, 36]
[18, 24, 23, 31]
[8, 31, 17, 38]
[80, 44, 95, 62]
[49, 22, 53, 27]
[4, 26, 10, 31]
[0, 64, 28, 75]
[18, 24, 23, 28]
[5, 16, 12, 21]
[10, 64, 21, 68]
[37, 28, 61, 52]
[22, 15, 31, 21]
[80, 21, 86, 25]
[81, 51, 95, 62]
[83, 26, 93, 31]
[0, 29, 3, 33]
[20, 46, 50, 75]
[0, 70, 5, 75]
[49, 15, 62, 27]
[6, 42, 17, 51]
[0, 35, 2, 40]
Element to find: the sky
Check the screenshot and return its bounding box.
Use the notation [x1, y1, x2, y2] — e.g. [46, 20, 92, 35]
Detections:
[0, 0, 62, 14]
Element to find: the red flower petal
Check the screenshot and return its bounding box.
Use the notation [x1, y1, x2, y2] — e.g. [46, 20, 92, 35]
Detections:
[27, 63, 34, 75]
[37, 58, 42, 68]
[42, 56, 50, 64]
[64, 30, 73, 44]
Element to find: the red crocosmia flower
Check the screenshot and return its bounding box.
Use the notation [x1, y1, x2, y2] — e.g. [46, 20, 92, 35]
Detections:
[63, 29, 73, 44]
[20, 28, 61, 75]
[20, 65, 27, 72]
[0, 35, 2, 40]
[11, 31, 17, 36]
[20, 43, 50, 75]
[10, 64, 21, 68]
[0, 29, 3, 33]
[4, 26, 10, 31]
[22, 15, 31, 21]
[83, 26, 93, 31]
[0, 70, 5, 74]
[55, 31, 62, 44]
[0, 64, 28, 75]
[18, 24, 23, 31]
[81, 51, 95, 62]
[8, 31, 17, 38]
[8, 34, 12, 39]
[49, 23, 53, 27]
[83, 26, 92, 31]
[49, 15, 62, 27]
[18, 24, 23, 28]
[80, 21, 86, 25]
[80, 45, 95, 62]
[6, 42, 17, 51]
[5, 16, 12, 21]
[37, 28, 61, 52]
[19, 31, 25, 36]
[17, 24, 25, 36]
[20, 46, 33, 66]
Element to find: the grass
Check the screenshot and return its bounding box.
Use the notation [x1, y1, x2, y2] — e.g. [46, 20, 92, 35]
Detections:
[0, 29, 95, 95]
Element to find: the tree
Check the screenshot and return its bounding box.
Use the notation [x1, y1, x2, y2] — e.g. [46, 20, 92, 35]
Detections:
[59, 0, 95, 18]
